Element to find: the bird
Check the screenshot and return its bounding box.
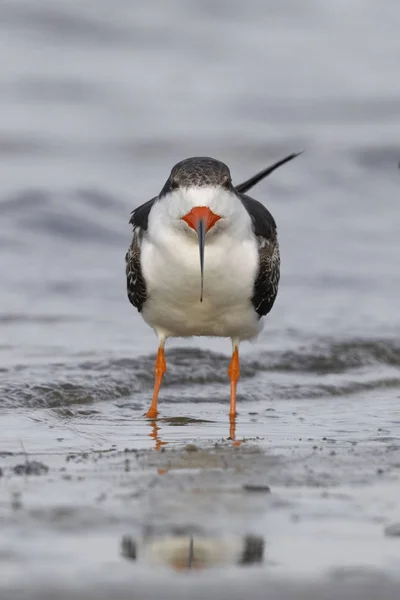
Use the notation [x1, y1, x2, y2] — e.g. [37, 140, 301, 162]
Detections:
[121, 530, 264, 570]
[126, 152, 300, 421]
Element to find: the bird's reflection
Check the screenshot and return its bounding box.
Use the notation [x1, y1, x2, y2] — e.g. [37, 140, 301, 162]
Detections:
[148, 420, 167, 451]
[229, 415, 243, 446]
[121, 530, 264, 571]
[148, 415, 241, 448]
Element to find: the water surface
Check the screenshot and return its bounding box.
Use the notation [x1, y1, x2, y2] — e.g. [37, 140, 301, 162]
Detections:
[1, 0, 400, 597]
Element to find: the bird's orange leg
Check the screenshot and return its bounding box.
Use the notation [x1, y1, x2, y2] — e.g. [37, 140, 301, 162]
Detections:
[228, 345, 240, 419]
[146, 345, 166, 419]
[229, 417, 237, 441]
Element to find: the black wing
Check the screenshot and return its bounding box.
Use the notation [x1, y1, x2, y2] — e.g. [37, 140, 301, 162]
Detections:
[126, 197, 158, 312]
[125, 232, 147, 312]
[129, 196, 157, 228]
[239, 193, 280, 318]
[235, 152, 302, 195]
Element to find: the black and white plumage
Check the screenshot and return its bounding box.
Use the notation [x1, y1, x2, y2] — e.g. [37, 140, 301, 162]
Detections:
[121, 531, 264, 569]
[126, 154, 298, 320]
[125, 153, 300, 420]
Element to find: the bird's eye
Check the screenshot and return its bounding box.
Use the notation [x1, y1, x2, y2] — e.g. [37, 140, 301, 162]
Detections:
[221, 176, 231, 189]
[169, 178, 179, 190]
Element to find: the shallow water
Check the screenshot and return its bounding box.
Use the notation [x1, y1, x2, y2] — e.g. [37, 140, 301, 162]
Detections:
[1, 0, 400, 597]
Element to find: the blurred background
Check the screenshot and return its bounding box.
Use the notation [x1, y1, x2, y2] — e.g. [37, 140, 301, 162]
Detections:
[1, 1, 400, 594]
[0, 0, 399, 442]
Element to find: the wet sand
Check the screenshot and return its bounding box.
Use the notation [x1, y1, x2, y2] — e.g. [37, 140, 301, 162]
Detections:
[1, 393, 400, 598]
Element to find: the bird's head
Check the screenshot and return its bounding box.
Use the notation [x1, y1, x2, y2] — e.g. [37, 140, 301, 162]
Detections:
[144, 152, 300, 302]
[157, 157, 238, 301]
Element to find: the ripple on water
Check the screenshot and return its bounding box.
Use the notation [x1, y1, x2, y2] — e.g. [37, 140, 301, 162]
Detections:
[1, 339, 400, 411]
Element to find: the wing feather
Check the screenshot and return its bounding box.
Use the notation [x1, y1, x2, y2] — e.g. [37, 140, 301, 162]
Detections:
[238, 192, 280, 318]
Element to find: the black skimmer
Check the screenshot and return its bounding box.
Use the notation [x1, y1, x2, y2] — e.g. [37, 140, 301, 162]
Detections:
[121, 530, 264, 570]
[126, 153, 300, 421]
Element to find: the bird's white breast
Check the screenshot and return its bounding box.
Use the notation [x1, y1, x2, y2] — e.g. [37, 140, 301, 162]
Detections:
[140, 187, 262, 341]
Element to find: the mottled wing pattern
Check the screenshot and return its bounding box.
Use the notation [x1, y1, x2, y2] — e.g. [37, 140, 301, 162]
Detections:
[252, 237, 280, 317]
[238, 193, 280, 318]
[125, 197, 157, 313]
[125, 230, 147, 312]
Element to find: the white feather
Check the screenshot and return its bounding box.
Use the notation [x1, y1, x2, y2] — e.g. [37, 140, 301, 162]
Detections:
[140, 186, 261, 341]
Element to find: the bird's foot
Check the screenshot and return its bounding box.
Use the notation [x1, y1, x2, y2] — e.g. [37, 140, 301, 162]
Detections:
[145, 408, 158, 419]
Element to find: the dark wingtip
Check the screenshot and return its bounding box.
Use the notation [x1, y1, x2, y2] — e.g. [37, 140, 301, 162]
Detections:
[235, 151, 303, 194]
